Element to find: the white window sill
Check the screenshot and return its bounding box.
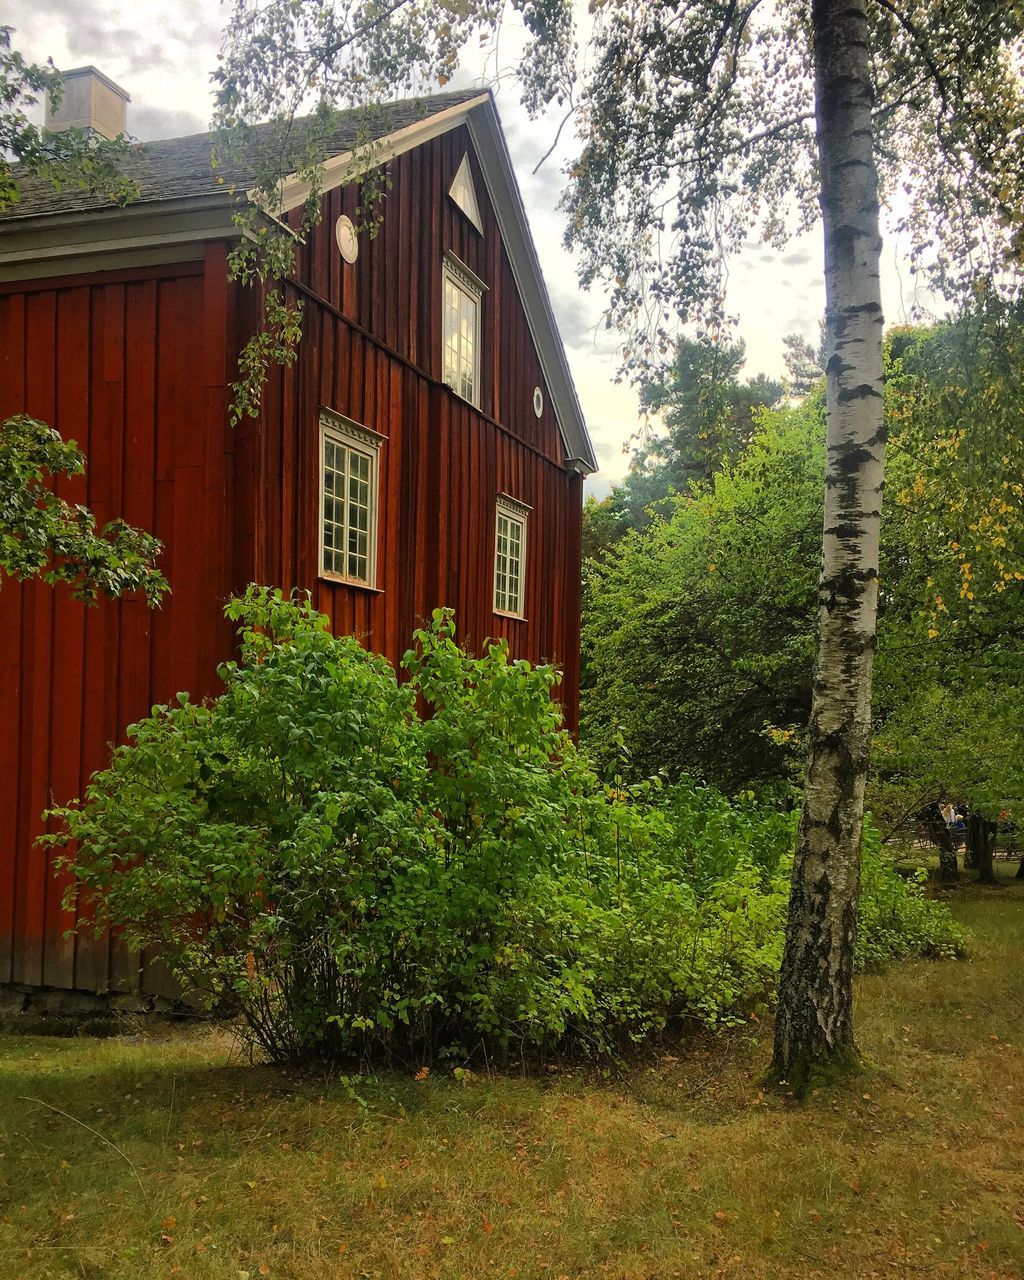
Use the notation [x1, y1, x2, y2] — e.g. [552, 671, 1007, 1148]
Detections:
[318, 572, 384, 594]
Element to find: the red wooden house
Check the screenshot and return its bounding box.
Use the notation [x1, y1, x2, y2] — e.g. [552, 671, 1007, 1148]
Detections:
[0, 71, 595, 1002]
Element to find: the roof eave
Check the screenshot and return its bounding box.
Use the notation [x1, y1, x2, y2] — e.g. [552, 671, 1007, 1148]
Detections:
[0, 192, 243, 282]
[267, 94, 492, 217]
[465, 99, 597, 475]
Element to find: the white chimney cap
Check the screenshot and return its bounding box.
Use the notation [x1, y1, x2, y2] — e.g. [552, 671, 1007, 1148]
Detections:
[45, 66, 130, 141]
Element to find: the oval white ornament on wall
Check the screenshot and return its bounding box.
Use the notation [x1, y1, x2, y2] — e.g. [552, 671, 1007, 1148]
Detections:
[335, 215, 359, 264]
[533, 386, 544, 418]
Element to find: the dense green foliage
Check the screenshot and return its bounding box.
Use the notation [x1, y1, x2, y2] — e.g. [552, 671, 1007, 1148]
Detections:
[0, 415, 167, 605]
[582, 308, 1024, 838]
[50, 589, 964, 1065]
[583, 400, 824, 791]
[870, 301, 1024, 830]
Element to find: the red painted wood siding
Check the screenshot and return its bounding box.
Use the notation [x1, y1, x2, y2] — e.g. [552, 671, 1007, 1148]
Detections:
[243, 299, 582, 720]
[290, 125, 565, 463]
[0, 258, 235, 994]
[259, 124, 583, 718]
[0, 122, 584, 994]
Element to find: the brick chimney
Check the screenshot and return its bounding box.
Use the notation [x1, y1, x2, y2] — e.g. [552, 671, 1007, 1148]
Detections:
[45, 67, 130, 140]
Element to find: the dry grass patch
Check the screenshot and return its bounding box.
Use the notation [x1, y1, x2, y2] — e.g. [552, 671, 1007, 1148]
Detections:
[1, 872, 1022, 1279]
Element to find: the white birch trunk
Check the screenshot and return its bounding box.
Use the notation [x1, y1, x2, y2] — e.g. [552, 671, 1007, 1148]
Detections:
[771, 0, 885, 1090]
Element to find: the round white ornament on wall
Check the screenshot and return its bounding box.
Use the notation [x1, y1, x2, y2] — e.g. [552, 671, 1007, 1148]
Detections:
[335, 215, 359, 264]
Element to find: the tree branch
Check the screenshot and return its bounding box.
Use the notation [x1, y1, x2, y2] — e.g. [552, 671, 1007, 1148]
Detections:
[872, 0, 949, 110]
[531, 96, 576, 175]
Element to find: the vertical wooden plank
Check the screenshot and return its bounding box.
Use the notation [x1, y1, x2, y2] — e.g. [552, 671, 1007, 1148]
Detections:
[0, 576, 23, 985]
[0, 292, 27, 982]
[44, 286, 93, 990]
[15, 289, 57, 988]
[201, 242, 232, 687]
[118, 280, 158, 728]
[398, 151, 414, 364]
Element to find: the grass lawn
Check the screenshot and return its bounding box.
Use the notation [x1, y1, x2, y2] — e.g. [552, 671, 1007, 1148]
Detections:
[2, 871, 1022, 1280]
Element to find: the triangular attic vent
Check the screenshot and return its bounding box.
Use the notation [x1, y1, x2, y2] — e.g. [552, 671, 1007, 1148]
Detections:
[449, 153, 483, 233]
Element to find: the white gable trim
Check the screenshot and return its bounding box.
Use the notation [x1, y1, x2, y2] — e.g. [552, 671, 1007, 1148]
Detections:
[465, 102, 596, 474]
[267, 95, 490, 216]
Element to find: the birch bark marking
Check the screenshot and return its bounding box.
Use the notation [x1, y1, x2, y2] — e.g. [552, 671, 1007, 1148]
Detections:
[771, 0, 885, 1090]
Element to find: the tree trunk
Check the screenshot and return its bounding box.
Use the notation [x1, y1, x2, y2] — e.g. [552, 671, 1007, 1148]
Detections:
[965, 813, 981, 869]
[771, 0, 884, 1093]
[1015, 855, 1024, 880]
[976, 820, 997, 885]
[931, 818, 959, 885]
[937, 844, 959, 884]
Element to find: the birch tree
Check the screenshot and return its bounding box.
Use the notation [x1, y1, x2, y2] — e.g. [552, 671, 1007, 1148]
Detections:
[217, 0, 1024, 1088]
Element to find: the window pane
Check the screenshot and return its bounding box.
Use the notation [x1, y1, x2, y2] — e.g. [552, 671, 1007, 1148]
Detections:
[443, 269, 479, 405]
[494, 509, 525, 615]
[322, 431, 376, 585]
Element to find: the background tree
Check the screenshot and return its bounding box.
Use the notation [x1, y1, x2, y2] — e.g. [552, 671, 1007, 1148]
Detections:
[870, 298, 1024, 884]
[0, 26, 166, 604]
[582, 311, 1024, 884]
[582, 400, 823, 793]
[613, 336, 783, 530]
[216, 0, 1024, 1087]
[783, 324, 826, 397]
[583, 337, 784, 555]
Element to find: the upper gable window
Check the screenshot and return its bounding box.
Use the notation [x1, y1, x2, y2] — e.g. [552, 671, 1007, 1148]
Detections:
[319, 410, 383, 588]
[448, 153, 483, 233]
[442, 252, 486, 407]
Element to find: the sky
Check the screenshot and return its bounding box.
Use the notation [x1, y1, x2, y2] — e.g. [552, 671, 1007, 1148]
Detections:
[8, 0, 933, 494]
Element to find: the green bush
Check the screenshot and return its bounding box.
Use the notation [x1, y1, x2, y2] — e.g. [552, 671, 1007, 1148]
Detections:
[857, 824, 968, 967]
[48, 587, 965, 1065]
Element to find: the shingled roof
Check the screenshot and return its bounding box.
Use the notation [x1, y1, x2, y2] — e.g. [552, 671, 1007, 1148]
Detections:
[1, 89, 483, 222]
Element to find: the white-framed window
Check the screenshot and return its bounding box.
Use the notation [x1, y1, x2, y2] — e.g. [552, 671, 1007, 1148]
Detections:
[319, 409, 383, 587]
[442, 252, 486, 407]
[493, 494, 530, 618]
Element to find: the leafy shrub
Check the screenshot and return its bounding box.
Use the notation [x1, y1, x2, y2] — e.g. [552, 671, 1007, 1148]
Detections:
[48, 587, 965, 1065]
[857, 823, 968, 967]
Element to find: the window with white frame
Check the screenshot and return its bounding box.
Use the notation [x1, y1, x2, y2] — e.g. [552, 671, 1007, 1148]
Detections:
[493, 495, 530, 618]
[319, 410, 382, 587]
[442, 253, 485, 406]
